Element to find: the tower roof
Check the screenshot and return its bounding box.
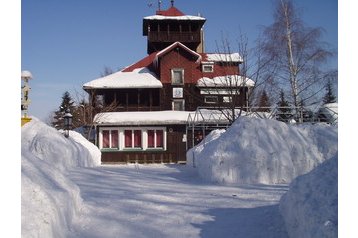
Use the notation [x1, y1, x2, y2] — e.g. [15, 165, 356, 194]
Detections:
[155, 6, 185, 17]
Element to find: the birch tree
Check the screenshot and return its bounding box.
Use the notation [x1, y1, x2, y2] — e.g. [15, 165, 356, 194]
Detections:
[261, 0, 334, 116]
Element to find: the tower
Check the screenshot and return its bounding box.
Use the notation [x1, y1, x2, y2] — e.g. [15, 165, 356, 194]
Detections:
[143, 2, 206, 54]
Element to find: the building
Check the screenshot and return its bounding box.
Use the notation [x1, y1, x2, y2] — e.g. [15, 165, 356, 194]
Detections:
[83, 3, 254, 164]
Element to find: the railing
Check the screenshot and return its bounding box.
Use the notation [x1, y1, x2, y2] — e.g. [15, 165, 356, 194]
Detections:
[187, 104, 338, 127]
[148, 31, 201, 42]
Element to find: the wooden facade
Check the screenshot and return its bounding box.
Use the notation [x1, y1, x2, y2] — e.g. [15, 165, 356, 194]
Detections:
[101, 125, 187, 164]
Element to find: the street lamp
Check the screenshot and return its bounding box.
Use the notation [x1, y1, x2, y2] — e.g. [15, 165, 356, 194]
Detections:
[63, 109, 73, 138]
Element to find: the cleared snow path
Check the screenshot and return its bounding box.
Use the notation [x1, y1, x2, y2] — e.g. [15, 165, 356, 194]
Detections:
[68, 165, 289, 238]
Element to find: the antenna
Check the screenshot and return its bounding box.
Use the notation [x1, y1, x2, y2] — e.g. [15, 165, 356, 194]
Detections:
[158, 0, 162, 10]
[171, 0, 174, 7]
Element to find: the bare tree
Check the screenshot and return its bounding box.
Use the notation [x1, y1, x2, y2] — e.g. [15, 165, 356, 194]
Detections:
[260, 0, 335, 116]
[197, 31, 273, 124]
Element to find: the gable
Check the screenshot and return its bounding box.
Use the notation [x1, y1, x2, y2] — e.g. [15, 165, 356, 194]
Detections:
[154, 41, 202, 65]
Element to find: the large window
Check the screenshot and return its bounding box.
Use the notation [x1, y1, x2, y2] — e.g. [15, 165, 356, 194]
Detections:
[147, 130, 164, 149]
[171, 68, 184, 85]
[125, 129, 142, 149]
[100, 127, 166, 151]
[101, 129, 119, 149]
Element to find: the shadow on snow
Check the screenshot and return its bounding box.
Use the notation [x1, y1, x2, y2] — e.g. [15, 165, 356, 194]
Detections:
[192, 205, 288, 238]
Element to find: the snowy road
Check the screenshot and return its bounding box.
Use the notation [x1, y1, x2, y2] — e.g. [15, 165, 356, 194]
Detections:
[68, 164, 289, 238]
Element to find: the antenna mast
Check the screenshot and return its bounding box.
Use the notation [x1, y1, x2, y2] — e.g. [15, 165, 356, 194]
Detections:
[171, 0, 174, 7]
[158, 0, 162, 10]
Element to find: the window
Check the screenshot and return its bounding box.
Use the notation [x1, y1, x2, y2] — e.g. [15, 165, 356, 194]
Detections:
[204, 96, 219, 104]
[99, 127, 166, 151]
[147, 130, 164, 149]
[172, 99, 185, 111]
[125, 129, 142, 149]
[202, 64, 214, 73]
[101, 129, 119, 149]
[171, 68, 184, 85]
[223, 96, 233, 103]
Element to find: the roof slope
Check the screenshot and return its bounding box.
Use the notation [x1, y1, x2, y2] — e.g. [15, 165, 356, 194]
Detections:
[83, 67, 162, 90]
[83, 42, 250, 90]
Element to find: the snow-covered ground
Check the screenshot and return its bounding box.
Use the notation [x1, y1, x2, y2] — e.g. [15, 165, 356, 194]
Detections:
[21, 117, 338, 237]
[280, 154, 338, 238]
[68, 165, 288, 238]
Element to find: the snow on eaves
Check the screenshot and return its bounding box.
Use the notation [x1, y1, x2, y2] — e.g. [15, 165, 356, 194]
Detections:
[143, 15, 205, 21]
[94, 111, 194, 125]
[197, 75, 255, 87]
[205, 53, 243, 63]
[83, 67, 162, 90]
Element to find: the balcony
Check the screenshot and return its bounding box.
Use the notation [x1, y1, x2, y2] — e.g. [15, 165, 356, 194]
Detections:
[148, 31, 201, 43]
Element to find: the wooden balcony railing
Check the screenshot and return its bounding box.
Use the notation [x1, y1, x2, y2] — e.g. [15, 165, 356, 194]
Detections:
[148, 32, 201, 43]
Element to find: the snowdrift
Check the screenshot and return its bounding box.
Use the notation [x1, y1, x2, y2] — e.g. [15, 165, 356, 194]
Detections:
[187, 117, 337, 185]
[21, 118, 101, 238]
[279, 154, 338, 238]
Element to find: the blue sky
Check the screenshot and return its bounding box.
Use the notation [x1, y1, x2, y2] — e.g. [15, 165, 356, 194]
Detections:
[21, 0, 338, 121]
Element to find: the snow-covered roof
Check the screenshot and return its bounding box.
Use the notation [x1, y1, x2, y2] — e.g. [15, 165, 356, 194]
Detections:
[144, 6, 205, 21]
[197, 75, 255, 87]
[94, 111, 193, 125]
[144, 15, 206, 21]
[83, 67, 162, 90]
[205, 53, 243, 63]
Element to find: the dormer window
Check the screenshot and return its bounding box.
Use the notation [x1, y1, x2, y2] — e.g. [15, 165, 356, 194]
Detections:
[202, 62, 214, 73]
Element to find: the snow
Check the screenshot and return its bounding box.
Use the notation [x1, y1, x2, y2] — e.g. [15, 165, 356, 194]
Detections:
[83, 67, 162, 90]
[187, 116, 338, 185]
[318, 102, 338, 124]
[22, 116, 338, 237]
[143, 15, 205, 21]
[21, 70, 33, 79]
[197, 75, 255, 87]
[94, 110, 193, 125]
[22, 118, 100, 237]
[279, 154, 338, 238]
[205, 53, 243, 62]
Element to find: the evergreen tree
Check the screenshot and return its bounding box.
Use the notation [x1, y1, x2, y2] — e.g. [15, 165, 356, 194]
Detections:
[52, 91, 75, 129]
[276, 90, 292, 122]
[323, 80, 337, 104]
[257, 90, 271, 112]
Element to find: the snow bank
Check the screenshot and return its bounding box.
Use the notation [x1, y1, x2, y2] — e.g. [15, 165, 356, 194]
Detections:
[21, 118, 101, 237]
[187, 116, 337, 185]
[279, 154, 338, 238]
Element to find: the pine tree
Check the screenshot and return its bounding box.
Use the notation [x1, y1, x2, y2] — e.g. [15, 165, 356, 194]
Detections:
[257, 90, 271, 112]
[52, 91, 75, 129]
[276, 90, 292, 122]
[323, 80, 337, 104]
